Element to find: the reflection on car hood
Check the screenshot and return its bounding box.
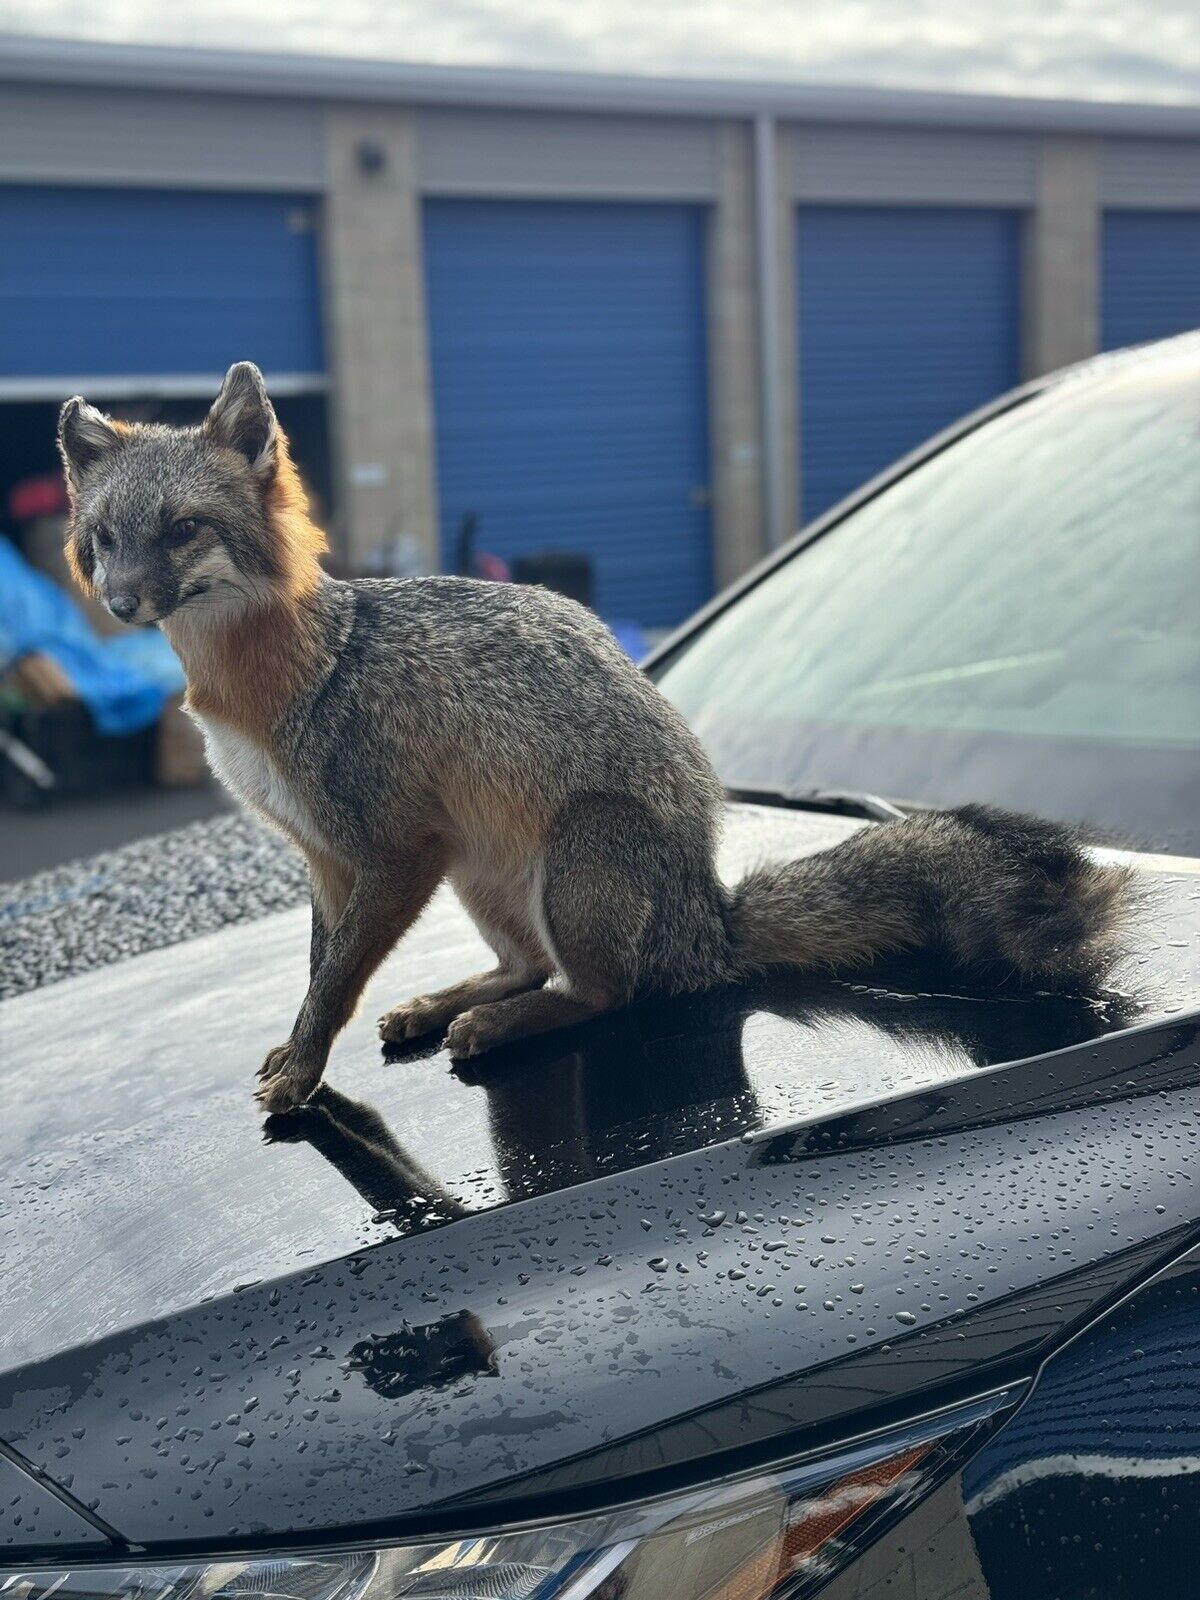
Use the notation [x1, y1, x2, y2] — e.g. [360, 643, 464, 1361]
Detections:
[2, 806, 1200, 1554]
[2, 805, 1197, 1379]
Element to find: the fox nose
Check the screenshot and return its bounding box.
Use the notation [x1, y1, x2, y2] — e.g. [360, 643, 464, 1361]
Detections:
[108, 593, 140, 622]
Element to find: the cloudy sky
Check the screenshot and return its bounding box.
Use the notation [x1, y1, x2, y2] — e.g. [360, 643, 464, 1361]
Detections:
[2, 0, 1200, 102]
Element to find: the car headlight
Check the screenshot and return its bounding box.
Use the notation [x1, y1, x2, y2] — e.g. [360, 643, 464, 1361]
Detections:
[1, 1389, 1014, 1600]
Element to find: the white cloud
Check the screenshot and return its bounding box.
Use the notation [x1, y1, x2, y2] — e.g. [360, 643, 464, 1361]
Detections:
[2, 0, 1200, 102]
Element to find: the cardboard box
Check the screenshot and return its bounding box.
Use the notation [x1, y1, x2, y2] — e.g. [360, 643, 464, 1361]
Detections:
[155, 696, 209, 788]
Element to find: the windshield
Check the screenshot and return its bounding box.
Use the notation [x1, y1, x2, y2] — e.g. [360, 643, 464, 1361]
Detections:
[654, 344, 1200, 855]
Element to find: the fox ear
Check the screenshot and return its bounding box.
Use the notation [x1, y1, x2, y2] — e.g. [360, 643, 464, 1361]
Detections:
[58, 397, 123, 492]
[204, 361, 278, 481]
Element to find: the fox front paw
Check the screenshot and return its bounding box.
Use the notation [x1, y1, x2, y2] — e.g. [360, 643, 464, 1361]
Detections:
[255, 1041, 323, 1115]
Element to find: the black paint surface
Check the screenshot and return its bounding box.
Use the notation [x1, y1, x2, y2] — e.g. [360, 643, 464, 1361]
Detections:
[2, 806, 1198, 1557]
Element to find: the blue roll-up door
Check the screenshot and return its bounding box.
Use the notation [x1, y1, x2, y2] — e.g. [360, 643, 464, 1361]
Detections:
[0, 186, 323, 386]
[796, 206, 1021, 521]
[1102, 211, 1200, 351]
[423, 199, 712, 629]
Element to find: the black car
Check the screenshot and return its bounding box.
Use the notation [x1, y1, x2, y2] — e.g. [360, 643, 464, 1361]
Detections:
[3, 335, 1200, 1599]
[654, 330, 1200, 857]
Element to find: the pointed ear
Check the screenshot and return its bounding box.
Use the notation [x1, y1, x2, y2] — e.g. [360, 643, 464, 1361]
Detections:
[203, 361, 278, 481]
[58, 397, 123, 493]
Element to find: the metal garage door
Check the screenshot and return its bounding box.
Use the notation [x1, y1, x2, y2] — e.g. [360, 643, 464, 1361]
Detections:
[0, 186, 323, 391]
[422, 199, 712, 629]
[1102, 211, 1200, 351]
[796, 206, 1021, 521]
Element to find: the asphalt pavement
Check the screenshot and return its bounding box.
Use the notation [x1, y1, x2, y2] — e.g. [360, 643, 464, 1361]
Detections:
[0, 783, 232, 883]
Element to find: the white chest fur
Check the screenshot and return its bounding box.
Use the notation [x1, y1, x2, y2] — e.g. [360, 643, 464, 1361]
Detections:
[198, 716, 325, 852]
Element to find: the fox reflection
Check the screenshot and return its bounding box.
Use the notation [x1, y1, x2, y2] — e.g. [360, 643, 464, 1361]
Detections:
[265, 976, 1132, 1401]
[268, 972, 1132, 1220]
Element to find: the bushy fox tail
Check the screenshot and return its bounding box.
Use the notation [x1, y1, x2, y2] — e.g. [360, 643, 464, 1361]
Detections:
[727, 804, 1132, 990]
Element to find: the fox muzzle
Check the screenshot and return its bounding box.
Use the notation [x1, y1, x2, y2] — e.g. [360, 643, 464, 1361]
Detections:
[107, 592, 141, 623]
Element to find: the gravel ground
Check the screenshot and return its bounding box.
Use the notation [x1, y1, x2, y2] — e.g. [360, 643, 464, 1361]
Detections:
[0, 814, 308, 1001]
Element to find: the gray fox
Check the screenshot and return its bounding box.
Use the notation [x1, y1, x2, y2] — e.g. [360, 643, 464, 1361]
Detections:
[57, 363, 1130, 1114]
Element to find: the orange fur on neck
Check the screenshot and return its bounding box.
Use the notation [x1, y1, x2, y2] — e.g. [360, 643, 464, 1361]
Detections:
[268, 432, 327, 601]
[171, 591, 325, 743]
[169, 437, 330, 742]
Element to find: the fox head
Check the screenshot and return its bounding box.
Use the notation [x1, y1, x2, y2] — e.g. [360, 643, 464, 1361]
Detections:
[57, 362, 326, 628]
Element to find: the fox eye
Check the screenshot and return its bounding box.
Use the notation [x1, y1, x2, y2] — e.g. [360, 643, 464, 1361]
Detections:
[94, 526, 114, 551]
[168, 517, 199, 545]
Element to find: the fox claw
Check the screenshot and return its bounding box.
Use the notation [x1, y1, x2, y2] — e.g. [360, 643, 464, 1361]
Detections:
[257, 1042, 292, 1081]
[255, 1042, 320, 1114]
[257, 1049, 286, 1081]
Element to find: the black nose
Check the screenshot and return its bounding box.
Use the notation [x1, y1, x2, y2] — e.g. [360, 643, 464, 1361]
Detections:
[108, 593, 140, 622]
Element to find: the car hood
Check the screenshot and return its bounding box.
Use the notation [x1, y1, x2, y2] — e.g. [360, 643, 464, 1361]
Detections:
[2, 804, 1199, 1552]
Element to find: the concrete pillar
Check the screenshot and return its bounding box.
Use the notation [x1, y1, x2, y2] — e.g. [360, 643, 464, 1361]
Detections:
[1023, 136, 1101, 380]
[707, 121, 766, 590]
[771, 129, 800, 539]
[322, 106, 439, 570]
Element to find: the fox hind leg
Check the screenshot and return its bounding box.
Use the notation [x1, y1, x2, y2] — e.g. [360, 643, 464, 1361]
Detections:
[379, 966, 549, 1043]
[447, 796, 658, 1059]
[446, 988, 607, 1057]
[379, 864, 552, 1044]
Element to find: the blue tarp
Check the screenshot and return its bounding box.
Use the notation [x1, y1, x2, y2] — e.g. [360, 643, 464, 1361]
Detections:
[0, 536, 184, 734]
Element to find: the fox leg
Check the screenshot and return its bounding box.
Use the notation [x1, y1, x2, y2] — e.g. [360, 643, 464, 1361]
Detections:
[379, 867, 551, 1043]
[258, 848, 446, 1114]
[447, 797, 656, 1059]
[305, 847, 355, 979]
[446, 988, 608, 1057]
[379, 967, 548, 1043]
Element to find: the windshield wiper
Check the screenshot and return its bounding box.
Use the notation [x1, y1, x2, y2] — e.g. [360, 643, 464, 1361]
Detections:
[728, 785, 910, 823]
